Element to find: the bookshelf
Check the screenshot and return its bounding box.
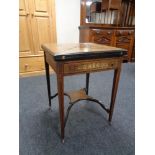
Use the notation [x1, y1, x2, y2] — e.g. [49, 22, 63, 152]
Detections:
[79, 0, 135, 61]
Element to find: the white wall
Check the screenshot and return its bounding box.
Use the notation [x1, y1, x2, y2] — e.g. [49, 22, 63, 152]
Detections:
[55, 0, 80, 43]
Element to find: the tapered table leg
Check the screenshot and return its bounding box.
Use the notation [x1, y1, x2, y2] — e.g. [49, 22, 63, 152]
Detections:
[57, 74, 65, 143]
[109, 68, 121, 122]
[86, 73, 90, 95]
[44, 52, 51, 108]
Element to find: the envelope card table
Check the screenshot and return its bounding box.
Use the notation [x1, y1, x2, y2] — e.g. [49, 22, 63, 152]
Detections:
[41, 43, 127, 143]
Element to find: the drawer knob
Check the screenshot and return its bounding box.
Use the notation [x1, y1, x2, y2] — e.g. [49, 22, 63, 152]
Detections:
[107, 31, 111, 34]
[25, 64, 28, 69]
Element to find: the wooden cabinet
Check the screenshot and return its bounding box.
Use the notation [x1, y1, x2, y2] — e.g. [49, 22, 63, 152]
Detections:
[19, 56, 44, 73]
[79, 0, 135, 62]
[79, 26, 134, 61]
[19, 0, 56, 76]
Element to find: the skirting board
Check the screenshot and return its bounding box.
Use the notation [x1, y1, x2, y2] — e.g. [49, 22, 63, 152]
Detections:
[19, 69, 54, 78]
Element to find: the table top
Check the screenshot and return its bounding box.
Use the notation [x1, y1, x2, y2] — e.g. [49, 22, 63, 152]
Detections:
[42, 43, 127, 61]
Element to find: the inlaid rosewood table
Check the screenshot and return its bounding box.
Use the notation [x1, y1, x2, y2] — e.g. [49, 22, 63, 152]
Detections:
[41, 43, 127, 143]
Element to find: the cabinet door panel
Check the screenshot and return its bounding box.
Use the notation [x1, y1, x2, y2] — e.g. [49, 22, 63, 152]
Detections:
[19, 0, 27, 14]
[32, 17, 52, 54]
[35, 0, 48, 12]
[31, 0, 56, 54]
[19, 0, 34, 56]
[19, 17, 32, 54]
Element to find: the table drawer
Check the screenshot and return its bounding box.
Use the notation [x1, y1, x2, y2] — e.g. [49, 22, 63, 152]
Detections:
[64, 59, 120, 74]
[19, 56, 45, 73]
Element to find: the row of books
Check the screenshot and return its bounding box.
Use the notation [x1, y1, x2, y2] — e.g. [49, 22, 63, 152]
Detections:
[88, 10, 134, 26]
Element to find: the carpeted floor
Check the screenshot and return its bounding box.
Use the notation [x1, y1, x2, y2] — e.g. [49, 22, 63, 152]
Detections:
[19, 63, 135, 155]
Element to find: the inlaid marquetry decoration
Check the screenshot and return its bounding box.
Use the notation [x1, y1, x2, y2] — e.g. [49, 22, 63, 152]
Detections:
[64, 59, 119, 74]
